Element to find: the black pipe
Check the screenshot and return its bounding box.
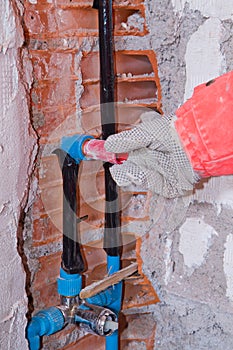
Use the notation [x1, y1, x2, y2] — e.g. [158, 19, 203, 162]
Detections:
[96, 0, 122, 256]
[92, 0, 99, 9]
[54, 149, 85, 274]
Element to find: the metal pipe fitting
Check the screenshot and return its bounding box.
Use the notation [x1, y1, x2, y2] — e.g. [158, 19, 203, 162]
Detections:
[57, 296, 118, 337]
[75, 302, 118, 337]
[58, 295, 80, 325]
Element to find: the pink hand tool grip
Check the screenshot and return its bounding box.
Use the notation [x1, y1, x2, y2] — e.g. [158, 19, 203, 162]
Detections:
[83, 139, 128, 164]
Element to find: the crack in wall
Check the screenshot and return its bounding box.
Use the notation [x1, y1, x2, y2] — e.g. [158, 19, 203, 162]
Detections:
[13, 0, 40, 323]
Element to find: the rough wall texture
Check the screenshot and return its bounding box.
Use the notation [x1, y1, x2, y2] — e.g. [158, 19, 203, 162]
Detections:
[139, 1, 233, 349]
[0, 1, 37, 349]
[6, 0, 233, 349]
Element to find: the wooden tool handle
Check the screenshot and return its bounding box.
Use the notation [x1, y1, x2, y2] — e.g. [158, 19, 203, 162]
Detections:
[79, 262, 138, 299]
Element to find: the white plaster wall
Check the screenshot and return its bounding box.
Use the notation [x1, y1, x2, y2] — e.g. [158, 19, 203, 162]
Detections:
[224, 234, 233, 303]
[0, 2, 37, 349]
[179, 218, 218, 273]
[181, 1, 233, 303]
[182, 1, 233, 212]
[172, 0, 233, 20]
[139, 2, 233, 348]
[184, 17, 225, 100]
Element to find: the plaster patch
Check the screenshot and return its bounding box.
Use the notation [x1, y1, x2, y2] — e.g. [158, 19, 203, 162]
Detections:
[193, 176, 233, 212]
[179, 217, 218, 272]
[171, 0, 233, 20]
[164, 238, 173, 285]
[224, 234, 233, 302]
[184, 18, 225, 100]
[0, 53, 18, 115]
[0, 2, 23, 52]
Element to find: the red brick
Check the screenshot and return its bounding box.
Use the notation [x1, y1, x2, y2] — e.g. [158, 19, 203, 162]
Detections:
[82, 242, 106, 272]
[24, 4, 147, 39]
[114, 0, 144, 4]
[33, 252, 61, 289]
[39, 182, 62, 217]
[79, 159, 104, 176]
[81, 79, 158, 109]
[84, 262, 107, 286]
[39, 155, 62, 186]
[32, 252, 61, 309]
[34, 281, 60, 310]
[43, 325, 77, 349]
[81, 51, 156, 82]
[113, 7, 148, 36]
[78, 166, 105, 202]
[116, 51, 154, 76]
[80, 82, 99, 109]
[121, 237, 159, 310]
[32, 193, 62, 246]
[123, 276, 159, 309]
[24, 7, 57, 38]
[24, 6, 98, 38]
[121, 234, 137, 257]
[79, 107, 102, 135]
[63, 335, 105, 350]
[56, 0, 92, 4]
[32, 193, 46, 218]
[80, 103, 144, 134]
[121, 313, 156, 348]
[118, 80, 158, 104]
[32, 78, 76, 109]
[38, 108, 77, 144]
[30, 50, 76, 81]
[32, 213, 62, 246]
[79, 198, 105, 227]
[80, 52, 100, 82]
[80, 50, 162, 111]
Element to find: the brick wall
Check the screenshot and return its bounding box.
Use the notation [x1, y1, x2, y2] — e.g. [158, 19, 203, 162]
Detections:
[24, 0, 161, 348]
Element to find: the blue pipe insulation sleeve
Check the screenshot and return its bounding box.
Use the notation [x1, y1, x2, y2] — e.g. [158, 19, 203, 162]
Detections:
[106, 255, 122, 350]
[27, 307, 65, 350]
[61, 134, 94, 163]
[57, 268, 82, 297]
[106, 331, 118, 349]
[107, 255, 122, 313]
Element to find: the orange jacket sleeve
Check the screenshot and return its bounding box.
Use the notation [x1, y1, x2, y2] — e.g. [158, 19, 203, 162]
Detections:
[175, 70, 233, 178]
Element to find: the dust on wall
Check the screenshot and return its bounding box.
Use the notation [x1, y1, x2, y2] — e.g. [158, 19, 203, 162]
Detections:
[0, 1, 37, 349]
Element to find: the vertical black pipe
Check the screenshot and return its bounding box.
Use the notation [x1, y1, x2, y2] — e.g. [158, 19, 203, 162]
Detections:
[54, 149, 85, 274]
[96, 0, 122, 256]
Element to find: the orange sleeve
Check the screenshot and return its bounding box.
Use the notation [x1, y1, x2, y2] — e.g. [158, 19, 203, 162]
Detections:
[175, 71, 233, 177]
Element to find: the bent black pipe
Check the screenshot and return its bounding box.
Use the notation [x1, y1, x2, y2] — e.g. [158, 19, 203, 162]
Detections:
[95, 0, 122, 256]
[54, 149, 85, 274]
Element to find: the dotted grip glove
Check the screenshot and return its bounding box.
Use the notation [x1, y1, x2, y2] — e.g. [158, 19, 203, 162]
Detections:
[104, 111, 200, 198]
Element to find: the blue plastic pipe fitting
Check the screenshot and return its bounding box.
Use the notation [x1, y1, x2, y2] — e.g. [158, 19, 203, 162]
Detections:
[61, 134, 94, 163]
[26, 307, 65, 350]
[27, 268, 82, 350]
[57, 268, 82, 297]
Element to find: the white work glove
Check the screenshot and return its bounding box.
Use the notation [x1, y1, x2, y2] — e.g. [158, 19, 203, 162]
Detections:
[105, 111, 199, 198]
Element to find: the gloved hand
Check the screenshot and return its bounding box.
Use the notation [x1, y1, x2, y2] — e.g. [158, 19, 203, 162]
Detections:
[104, 111, 200, 198]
